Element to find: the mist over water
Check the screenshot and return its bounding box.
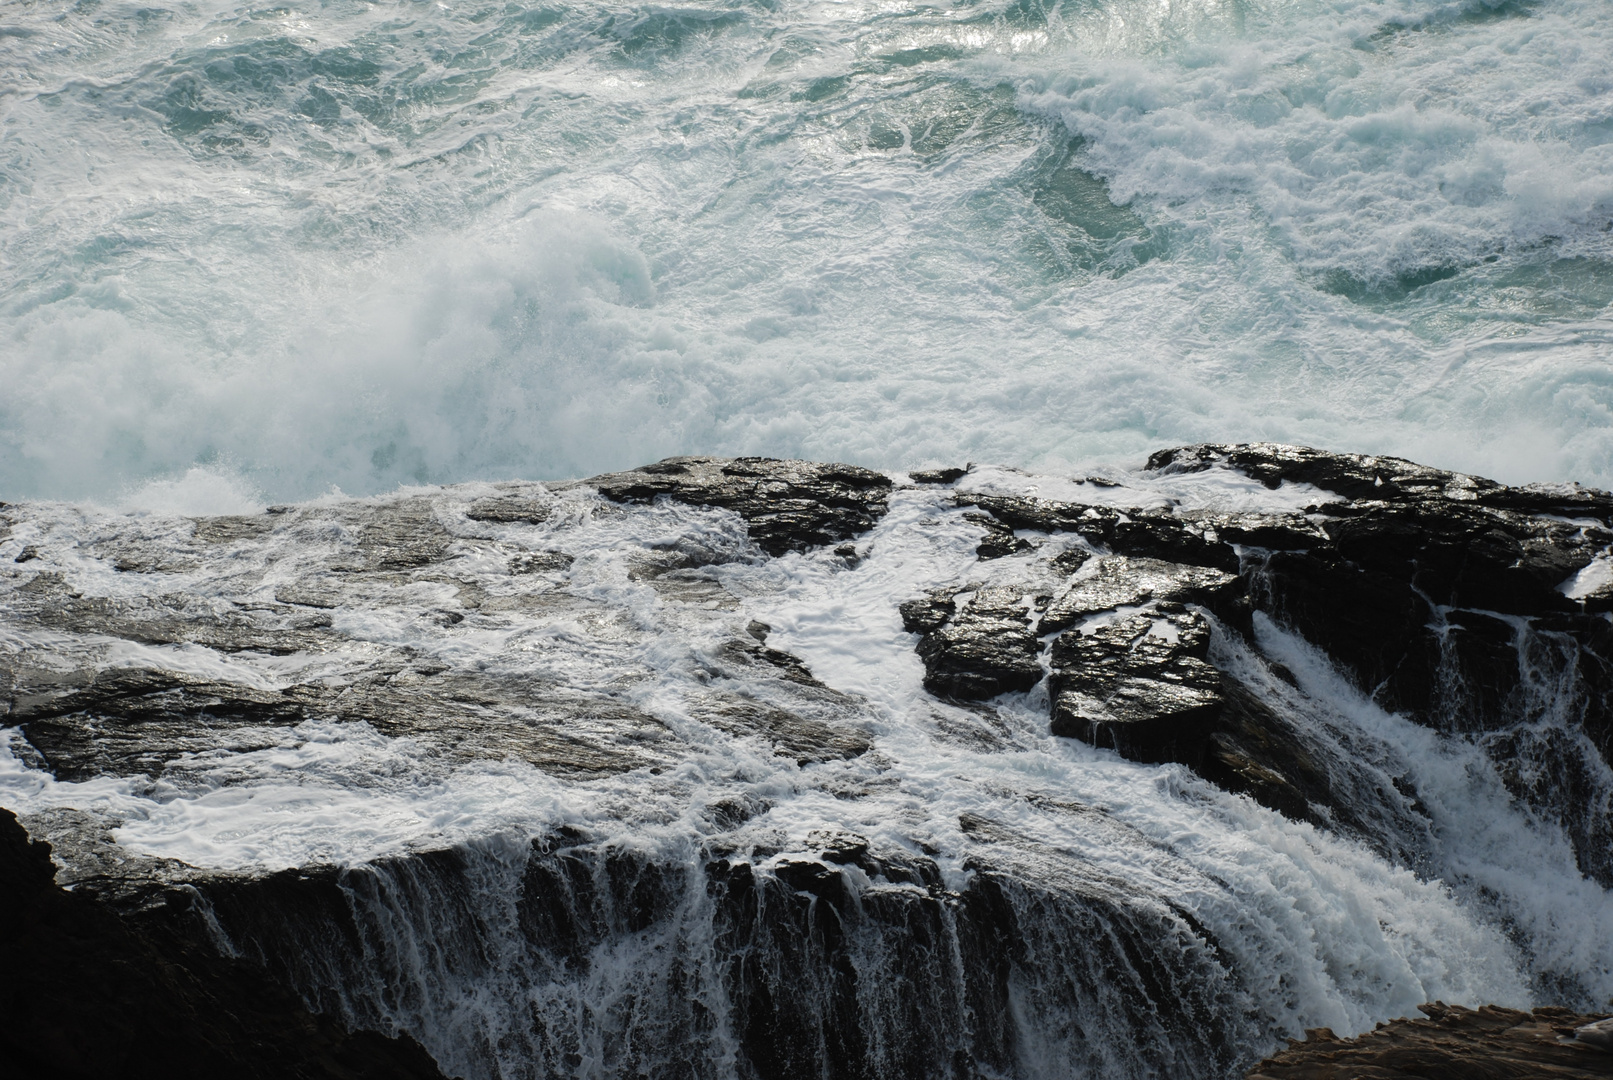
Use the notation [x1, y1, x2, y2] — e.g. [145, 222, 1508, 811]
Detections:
[3, 0, 1612, 503]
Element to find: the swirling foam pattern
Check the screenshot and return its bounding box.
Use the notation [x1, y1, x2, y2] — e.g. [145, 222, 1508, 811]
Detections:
[2, 0, 1610, 502]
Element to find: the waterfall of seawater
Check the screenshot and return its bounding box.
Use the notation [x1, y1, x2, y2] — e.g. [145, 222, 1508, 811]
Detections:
[189, 613, 1613, 1079]
[3, 473, 1611, 1078]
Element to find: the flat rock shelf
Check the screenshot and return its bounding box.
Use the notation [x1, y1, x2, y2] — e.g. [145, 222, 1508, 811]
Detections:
[1247, 1003, 1613, 1079]
[4, 446, 1613, 1080]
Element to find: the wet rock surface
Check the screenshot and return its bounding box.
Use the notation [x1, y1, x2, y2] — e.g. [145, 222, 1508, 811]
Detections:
[589, 455, 893, 556]
[0, 808, 446, 1080]
[911, 585, 1043, 700]
[910, 443, 1613, 882]
[4, 448, 1613, 1080]
[1246, 1002, 1613, 1079]
[1048, 609, 1224, 765]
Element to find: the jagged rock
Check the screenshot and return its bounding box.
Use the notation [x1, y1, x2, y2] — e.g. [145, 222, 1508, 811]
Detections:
[909, 467, 968, 485]
[1048, 610, 1223, 763]
[1040, 556, 1240, 635]
[590, 456, 893, 555]
[1246, 1002, 1613, 1079]
[1197, 679, 1378, 833]
[899, 590, 957, 634]
[955, 495, 1240, 572]
[10, 572, 340, 655]
[913, 586, 1042, 700]
[964, 512, 1035, 560]
[509, 550, 574, 574]
[11, 668, 309, 782]
[1152, 443, 1613, 520]
[465, 491, 553, 524]
[0, 809, 447, 1080]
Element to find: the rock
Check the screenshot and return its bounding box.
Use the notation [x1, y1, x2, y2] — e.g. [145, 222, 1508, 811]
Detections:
[1245, 1002, 1613, 1079]
[0, 808, 447, 1080]
[1048, 610, 1223, 764]
[10, 668, 309, 782]
[508, 550, 574, 574]
[465, 491, 554, 524]
[913, 586, 1043, 700]
[899, 590, 957, 634]
[1574, 1019, 1613, 1052]
[909, 467, 968, 485]
[964, 511, 1035, 560]
[955, 494, 1241, 573]
[1040, 556, 1240, 635]
[590, 456, 893, 556]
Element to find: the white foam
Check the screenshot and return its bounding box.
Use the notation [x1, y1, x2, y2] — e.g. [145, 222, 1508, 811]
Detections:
[118, 466, 266, 518]
[1, 476, 1569, 1044]
[1, 0, 1611, 501]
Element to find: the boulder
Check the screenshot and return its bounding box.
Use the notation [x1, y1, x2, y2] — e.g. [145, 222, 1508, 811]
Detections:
[910, 586, 1043, 700]
[1048, 610, 1223, 765]
[590, 456, 893, 556]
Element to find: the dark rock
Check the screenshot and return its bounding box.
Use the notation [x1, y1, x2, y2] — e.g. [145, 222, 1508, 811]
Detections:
[1040, 556, 1240, 635]
[899, 590, 957, 635]
[1246, 1002, 1613, 1079]
[1152, 442, 1613, 523]
[9, 572, 339, 655]
[508, 550, 574, 574]
[590, 456, 893, 556]
[1198, 679, 1379, 834]
[0, 808, 447, 1080]
[1048, 611, 1223, 764]
[466, 492, 553, 524]
[914, 586, 1043, 700]
[954, 495, 1240, 572]
[909, 467, 968, 485]
[1049, 547, 1093, 575]
[343, 497, 456, 571]
[1181, 510, 1328, 552]
[1247, 549, 1440, 717]
[963, 511, 1035, 560]
[11, 668, 308, 782]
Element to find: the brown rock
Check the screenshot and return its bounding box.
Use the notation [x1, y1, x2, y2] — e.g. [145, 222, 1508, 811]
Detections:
[1246, 1002, 1613, 1079]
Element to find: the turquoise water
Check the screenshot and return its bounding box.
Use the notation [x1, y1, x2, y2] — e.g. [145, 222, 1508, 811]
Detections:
[3, 0, 1611, 502]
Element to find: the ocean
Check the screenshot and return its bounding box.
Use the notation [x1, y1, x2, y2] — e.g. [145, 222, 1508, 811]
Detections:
[3, 0, 1612, 507]
[3, 4, 1613, 1078]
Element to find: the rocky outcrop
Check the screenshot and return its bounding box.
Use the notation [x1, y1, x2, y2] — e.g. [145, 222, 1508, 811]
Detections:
[905, 586, 1043, 700]
[909, 444, 1613, 880]
[0, 808, 445, 1080]
[1048, 609, 1223, 764]
[589, 456, 893, 555]
[1245, 1002, 1613, 1079]
[5, 447, 1613, 1080]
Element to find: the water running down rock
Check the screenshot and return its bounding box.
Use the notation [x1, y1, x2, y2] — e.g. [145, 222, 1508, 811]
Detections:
[3, 445, 1611, 1079]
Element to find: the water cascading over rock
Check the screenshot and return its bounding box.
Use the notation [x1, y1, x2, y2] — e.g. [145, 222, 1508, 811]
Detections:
[3, 447, 1611, 1079]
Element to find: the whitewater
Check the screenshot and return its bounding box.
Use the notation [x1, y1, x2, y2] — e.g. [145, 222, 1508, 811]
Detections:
[3, 0, 1613, 506]
[5, 1, 1613, 1076]
[3, 458, 1612, 1078]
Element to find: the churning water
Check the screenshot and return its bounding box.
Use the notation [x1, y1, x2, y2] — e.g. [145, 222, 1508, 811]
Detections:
[3, 0, 1613, 504]
[2, 469, 1612, 1078]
